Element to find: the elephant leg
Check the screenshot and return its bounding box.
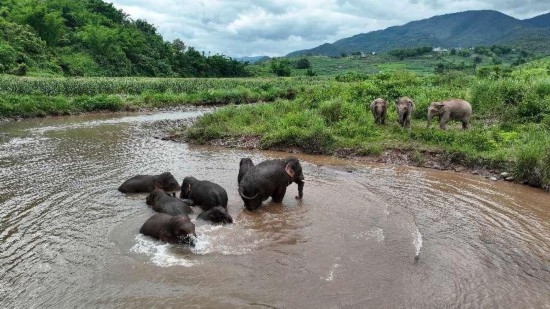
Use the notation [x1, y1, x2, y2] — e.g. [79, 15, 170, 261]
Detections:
[462, 120, 469, 130]
[271, 187, 287, 203]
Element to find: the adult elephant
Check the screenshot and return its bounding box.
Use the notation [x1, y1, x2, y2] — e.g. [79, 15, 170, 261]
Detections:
[118, 172, 180, 195]
[139, 213, 196, 246]
[146, 186, 194, 216]
[179, 177, 228, 212]
[427, 99, 472, 130]
[395, 96, 415, 129]
[238, 156, 304, 211]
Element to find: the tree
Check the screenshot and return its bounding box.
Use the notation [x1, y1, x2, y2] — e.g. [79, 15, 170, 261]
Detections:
[271, 59, 291, 77]
[295, 58, 311, 69]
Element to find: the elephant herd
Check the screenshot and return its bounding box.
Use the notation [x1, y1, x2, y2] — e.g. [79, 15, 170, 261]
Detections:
[370, 97, 472, 130]
[118, 157, 305, 246]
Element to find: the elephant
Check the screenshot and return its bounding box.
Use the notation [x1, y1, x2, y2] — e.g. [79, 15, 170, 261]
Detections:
[370, 98, 387, 125]
[238, 157, 254, 184]
[396, 96, 415, 129]
[238, 156, 304, 211]
[118, 172, 180, 195]
[146, 186, 194, 216]
[179, 176, 228, 212]
[197, 206, 233, 224]
[427, 99, 472, 130]
[139, 213, 196, 246]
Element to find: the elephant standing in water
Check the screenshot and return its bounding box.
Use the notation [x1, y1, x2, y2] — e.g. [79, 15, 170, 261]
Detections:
[118, 172, 180, 195]
[427, 99, 472, 130]
[140, 213, 196, 246]
[370, 98, 387, 125]
[238, 157, 304, 211]
[396, 96, 415, 129]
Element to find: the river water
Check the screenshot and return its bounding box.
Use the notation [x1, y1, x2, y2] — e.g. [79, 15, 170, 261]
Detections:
[0, 109, 548, 308]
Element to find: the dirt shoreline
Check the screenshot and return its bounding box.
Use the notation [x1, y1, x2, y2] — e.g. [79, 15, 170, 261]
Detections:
[161, 132, 526, 186]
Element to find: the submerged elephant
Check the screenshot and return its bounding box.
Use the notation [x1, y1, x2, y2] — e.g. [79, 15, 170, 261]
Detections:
[370, 98, 388, 125]
[396, 96, 415, 129]
[146, 186, 194, 216]
[118, 172, 180, 195]
[238, 157, 254, 184]
[197, 206, 233, 224]
[179, 176, 228, 212]
[427, 99, 472, 130]
[238, 156, 304, 211]
[139, 213, 196, 246]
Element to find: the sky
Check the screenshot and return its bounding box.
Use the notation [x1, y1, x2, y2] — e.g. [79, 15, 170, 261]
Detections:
[108, 0, 550, 58]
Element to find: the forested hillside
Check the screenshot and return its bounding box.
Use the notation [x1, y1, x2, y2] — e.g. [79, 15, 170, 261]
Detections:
[0, 0, 248, 77]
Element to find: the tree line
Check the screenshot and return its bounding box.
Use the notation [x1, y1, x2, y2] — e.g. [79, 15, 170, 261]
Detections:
[0, 0, 249, 77]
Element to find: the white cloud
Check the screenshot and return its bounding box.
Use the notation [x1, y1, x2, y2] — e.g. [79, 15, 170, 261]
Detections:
[108, 0, 550, 57]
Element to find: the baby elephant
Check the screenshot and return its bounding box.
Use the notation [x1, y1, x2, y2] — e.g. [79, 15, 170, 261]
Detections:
[146, 186, 193, 216]
[197, 206, 233, 224]
[370, 98, 387, 125]
[118, 172, 180, 195]
[238, 157, 254, 184]
[396, 97, 415, 129]
[139, 213, 196, 246]
[180, 176, 228, 212]
[427, 99, 472, 130]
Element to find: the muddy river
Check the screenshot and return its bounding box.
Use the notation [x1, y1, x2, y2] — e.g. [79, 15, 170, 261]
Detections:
[0, 109, 548, 308]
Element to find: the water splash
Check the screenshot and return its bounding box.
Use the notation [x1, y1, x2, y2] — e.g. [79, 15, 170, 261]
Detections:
[131, 234, 198, 267]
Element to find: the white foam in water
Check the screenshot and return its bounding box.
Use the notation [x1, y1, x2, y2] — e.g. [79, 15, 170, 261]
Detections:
[351, 227, 384, 242]
[132, 223, 261, 266]
[413, 227, 423, 258]
[191, 223, 258, 256]
[131, 234, 198, 267]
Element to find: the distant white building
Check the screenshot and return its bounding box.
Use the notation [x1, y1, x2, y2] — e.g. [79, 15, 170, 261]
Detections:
[432, 47, 449, 52]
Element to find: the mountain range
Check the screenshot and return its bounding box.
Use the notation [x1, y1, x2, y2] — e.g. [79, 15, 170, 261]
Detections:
[287, 10, 550, 57]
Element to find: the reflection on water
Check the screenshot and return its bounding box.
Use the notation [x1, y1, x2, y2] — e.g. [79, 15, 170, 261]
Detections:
[0, 110, 549, 308]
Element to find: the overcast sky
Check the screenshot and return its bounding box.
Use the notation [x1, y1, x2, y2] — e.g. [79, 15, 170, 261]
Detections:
[109, 0, 549, 58]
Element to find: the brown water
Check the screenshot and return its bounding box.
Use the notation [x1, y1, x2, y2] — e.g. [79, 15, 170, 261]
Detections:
[0, 110, 549, 308]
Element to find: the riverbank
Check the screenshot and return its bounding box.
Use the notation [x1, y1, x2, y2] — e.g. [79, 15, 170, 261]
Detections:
[162, 129, 524, 187]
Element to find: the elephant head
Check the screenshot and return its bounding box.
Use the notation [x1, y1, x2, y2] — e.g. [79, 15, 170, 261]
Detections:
[427, 102, 444, 128]
[238, 157, 254, 184]
[179, 176, 199, 199]
[395, 97, 414, 128]
[158, 172, 181, 193]
[160, 215, 196, 246]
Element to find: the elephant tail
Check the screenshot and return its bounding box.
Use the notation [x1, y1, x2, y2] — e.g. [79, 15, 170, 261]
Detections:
[238, 187, 259, 200]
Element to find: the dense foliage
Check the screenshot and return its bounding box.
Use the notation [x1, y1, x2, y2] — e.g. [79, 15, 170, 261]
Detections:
[0, 0, 248, 77]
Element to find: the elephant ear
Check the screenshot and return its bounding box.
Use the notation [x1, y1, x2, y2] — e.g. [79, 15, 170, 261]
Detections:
[285, 162, 295, 178]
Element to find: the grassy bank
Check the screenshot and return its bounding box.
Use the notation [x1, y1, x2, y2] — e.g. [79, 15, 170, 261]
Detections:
[184, 61, 550, 191]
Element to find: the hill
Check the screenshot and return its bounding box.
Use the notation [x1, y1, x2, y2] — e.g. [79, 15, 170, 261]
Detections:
[288, 10, 550, 57]
[0, 0, 248, 77]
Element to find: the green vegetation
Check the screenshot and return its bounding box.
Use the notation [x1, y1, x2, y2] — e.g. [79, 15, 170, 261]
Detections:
[0, 0, 247, 77]
[185, 57, 550, 191]
[0, 77, 322, 117]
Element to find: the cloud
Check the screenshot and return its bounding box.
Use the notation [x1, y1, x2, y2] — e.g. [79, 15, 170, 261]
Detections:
[109, 0, 550, 57]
